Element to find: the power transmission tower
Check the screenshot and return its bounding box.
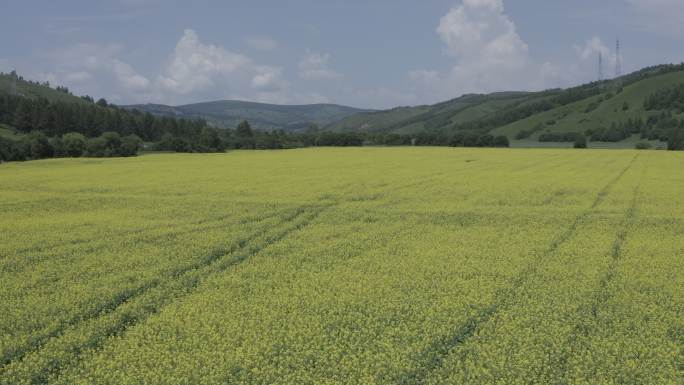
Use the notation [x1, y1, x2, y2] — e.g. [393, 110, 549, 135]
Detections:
[10, 70, 17, 96]
[598, 52, 604, 83]
[615, 39, 622, 78]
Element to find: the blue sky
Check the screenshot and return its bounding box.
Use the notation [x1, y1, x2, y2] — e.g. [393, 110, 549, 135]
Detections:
[2, 0, 684, 108]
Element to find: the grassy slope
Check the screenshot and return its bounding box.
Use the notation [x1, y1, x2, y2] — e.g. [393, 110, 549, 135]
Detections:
[329, 67, 684, 148]
[493, 70, 684, 139]
[327, 92, 539, 134]
[0, 74, 86, 104]
[0, 124, 20, 140]
[326, 105, 432, 133]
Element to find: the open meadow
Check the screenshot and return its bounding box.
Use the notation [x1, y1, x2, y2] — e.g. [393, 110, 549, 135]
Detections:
[1, 148, 683, 384]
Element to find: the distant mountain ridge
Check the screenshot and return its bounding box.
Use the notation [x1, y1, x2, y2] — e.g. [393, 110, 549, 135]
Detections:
[124, 100, 372, 132]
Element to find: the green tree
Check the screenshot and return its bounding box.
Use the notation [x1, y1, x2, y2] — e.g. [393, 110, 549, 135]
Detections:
[27, 131, 53, 159]
[13, 99, 33, 132]
[236, 120, 253, 137]
[667, 127, 684, 150]
[199, 127, 224, 151]
[0, 137, 14, 162]
[493, 135, 510, 147]
[85, 137, 107, 157]
[235, 120, 255, 149]
[635, 141, 652, 150]
[120, 135, 142, 156]
[100, 132, 123, 156]
[50, 136, 64, 157]
[62, 132, 87, 157]
[574, 134, 588, 149]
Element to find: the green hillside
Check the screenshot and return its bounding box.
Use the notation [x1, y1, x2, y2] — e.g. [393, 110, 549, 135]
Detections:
[326, 64, 684, 148]
[493, 69, 684, 140]
[125, 101, 371, 132]
[0, 73, 86, 104]
[326, 105, 431, 133]
[3, 64, 684, 150]
[0, 123, 20, 140]
[327, 92, 544, 134]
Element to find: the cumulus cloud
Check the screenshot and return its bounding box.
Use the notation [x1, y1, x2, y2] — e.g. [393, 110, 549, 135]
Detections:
[37, 29, 294, 104]
[409, 0, 534, 102]
[437, 0, 528, 67]
[156, 29, 251, 95]
[36, 43, 151, 102]
[574, 36, 610, 61]
[440, 0, 528, 77]
[408, 1, 623, 103]
[155, 29, 288, 102]
[298, 50, 341, 80]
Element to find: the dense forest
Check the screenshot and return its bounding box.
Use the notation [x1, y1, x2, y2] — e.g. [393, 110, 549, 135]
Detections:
[0, 74, 510, 162]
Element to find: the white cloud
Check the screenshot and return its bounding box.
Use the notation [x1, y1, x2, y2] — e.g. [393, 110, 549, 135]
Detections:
[437, 0, 529, 86]
[156, 29, 252, 95]
[251, 66, 286, 92]
[155, 29, 287, 102]
[574, 36, 610, 61]
[408, 2, 628, 103]
[36, 43, 151, 102]
[408, 0, 535, 102]
[245, 36, 279, 51]
[34, 29, 293, 105]
[298, 50, 341, 80]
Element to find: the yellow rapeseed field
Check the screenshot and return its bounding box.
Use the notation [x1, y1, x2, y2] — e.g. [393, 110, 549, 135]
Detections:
[0, 148, 682, 384]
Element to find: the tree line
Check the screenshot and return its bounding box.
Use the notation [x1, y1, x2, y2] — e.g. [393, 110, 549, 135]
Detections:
[0, 85, 513, 162]
[0, 131, 142, 161]
[523, 113, 684, 150]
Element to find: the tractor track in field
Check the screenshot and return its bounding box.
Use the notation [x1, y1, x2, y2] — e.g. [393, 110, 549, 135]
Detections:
[1, 207, 286, 270]
[394, 153, 641, 385]
[552, 158, 646, 385]
[1, 171, 448, 385]
[0, 204, 330, 384]
[0, 210, 285, 276]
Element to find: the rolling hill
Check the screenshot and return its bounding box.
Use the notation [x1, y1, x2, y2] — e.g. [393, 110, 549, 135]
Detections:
[326, 91, 546, 134]
[0, 73, 87, 104]
[3, 64, 684, 149]
[125, 101, 372, 132]
[493, 68, 684, 138]
[327, 64, 684, 147]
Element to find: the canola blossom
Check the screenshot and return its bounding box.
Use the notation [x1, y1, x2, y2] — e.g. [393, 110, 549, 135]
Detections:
[0, 148, 682, 384]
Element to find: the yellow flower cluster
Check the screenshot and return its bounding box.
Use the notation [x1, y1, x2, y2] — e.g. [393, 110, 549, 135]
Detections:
[0, 148, 681, 384]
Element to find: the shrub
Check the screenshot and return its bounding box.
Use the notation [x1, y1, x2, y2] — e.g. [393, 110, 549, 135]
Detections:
[27, 131, 53, 159]
[493, 136, 510, 147]
[574, 134, 588, 149]
[62, 132, 87, 157]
